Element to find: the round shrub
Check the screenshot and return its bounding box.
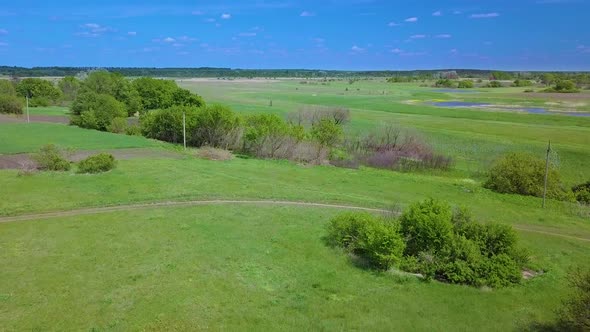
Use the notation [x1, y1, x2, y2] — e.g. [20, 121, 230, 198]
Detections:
[33, 144, 71, 171]
[572, 181, 590, 204]
[0, 95, 24, 114]
[399, 199, 454, 256]
[484, 152, 569, 200]
[108, 117, 128, 134]
[327, 212, 406, 270]
[457, 80, 474, 88]
[77, 153, 116, 174]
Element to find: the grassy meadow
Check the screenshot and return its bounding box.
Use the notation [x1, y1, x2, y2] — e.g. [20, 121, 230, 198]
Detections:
[0, 79, 589, 330]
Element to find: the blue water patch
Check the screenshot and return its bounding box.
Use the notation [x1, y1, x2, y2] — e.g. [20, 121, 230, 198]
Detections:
[432, 89, 479, 94]
[433, 101, 490, 107]
[431, 101, 590, 117]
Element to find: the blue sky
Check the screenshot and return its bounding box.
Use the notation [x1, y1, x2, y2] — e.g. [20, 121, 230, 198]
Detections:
[0, 0, 588, 70]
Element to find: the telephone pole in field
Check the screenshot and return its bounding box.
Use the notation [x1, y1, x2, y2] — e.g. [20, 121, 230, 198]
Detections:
[542, 140, 551, 208]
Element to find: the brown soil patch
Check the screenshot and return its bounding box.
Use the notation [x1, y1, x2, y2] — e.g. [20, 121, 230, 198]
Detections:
[0, 114, 69, 124]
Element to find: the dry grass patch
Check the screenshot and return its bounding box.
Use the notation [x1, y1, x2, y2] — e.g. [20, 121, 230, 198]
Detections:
[196, 147, 234, 161]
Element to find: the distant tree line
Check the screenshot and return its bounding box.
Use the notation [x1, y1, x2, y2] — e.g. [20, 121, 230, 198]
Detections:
[2, 66, 588, 82]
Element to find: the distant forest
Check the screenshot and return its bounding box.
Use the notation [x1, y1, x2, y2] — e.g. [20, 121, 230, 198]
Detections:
[1, 66, 589, 79]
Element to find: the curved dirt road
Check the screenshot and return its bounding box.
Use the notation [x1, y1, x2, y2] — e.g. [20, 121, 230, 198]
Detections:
[0, 199, 588, 243]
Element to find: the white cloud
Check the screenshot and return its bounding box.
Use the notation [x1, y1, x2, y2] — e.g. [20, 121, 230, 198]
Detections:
[577, 45, 590, 53]
[435, 34, 452, 38]
[192, 10, 204, 15]
[300, 11, 316, 17]
[351, 45, 365, 52]
[450, 49, 458, 54]
[410, 34, 426, 39]
[127, 31, 137, 36]
[163, 37, 176, 42]
[432, 11, 442, 16]
[405, 17, 418, 22]
[238, 32, 257, 37]
[453, 10, 462, 15]
[470, 13, 500, 18]
[390, 48, 402, 54]
[313, 38, 325, 43]
[387, 22, 401, 27]
[77, 23, 115, 37]
[221, 13, 231, 19]
[177, 36, 197, 42]
[172, 43, 184, 47]
[0, 29, 8, 35]
[177, 51, 190, 55]
[0, 42, 7, 47]
[205, 18, 216, 23]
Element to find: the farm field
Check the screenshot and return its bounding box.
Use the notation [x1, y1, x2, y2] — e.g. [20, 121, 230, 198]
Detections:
[1, 79, 589, 330]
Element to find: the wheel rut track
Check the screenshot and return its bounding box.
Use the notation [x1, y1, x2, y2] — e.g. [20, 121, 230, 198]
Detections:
[1, 199, 588, 243]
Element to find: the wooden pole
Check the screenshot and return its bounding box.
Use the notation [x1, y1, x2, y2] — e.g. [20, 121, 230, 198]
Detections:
[183, 112, 186, 150]
[542, 140, 551, 208]
[26, 95, 30, 123]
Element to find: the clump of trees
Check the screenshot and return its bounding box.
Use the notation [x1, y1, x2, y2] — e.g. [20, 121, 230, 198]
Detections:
[544, 79, 580, 93]
[69, 71, 204, 132]
[457, 80, 474, 88]
[15, 78, 62, 106]
[555, 267, 590, 330]
[484, 152, 571, 201]
[327, 199, 528, 288]
[435, 79, 456, 88]
[512, 79, 533, 87]
[0, 94, 23, 114]
[486, 81, 504, 88]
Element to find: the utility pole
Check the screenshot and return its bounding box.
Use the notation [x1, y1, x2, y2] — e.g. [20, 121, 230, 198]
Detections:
[26, 94, 30, 123]
[542, 140, 551, 208]
[182, 111, 186, 150]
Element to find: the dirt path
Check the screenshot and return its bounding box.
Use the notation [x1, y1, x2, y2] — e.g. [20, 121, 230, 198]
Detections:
[0, 148, 182, 169]
[0, 199, 588, 243]
[0, 113, 69, 124]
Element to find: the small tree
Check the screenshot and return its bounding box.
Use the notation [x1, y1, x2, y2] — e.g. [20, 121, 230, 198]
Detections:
[399, 199, 454, 256]
[33, 144, 71, 171]
[557, 267, 590, 330]
[0, 79, 16, 96]
[0, 95, 24, 114]
[58, 76, 81, 101]
[484, 152, 569, 200]
[457, 80, 474, 88]
[311, 118, 343, 149]
[16, 78, 62, 102]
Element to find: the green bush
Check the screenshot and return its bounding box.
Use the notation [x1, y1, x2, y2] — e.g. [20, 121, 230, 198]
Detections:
[435, 79, 456, 88]
[190, 104, 240, 147]
[486, 81, 503, 88]
[33, 144, 71, 171]
[16, 78, 62, 102]
[457, 80, 474, 88]
[572, 181, 590, 204]
[512, 79, 533, 87]
[141, 106, 196, 143]
[125, 124, 142, 136]
[108, 117, 128, 134]
[29, 97, 50, 107]
[77, 153, 116, 174]
[71, 92, 127, 131]
[399, 199, 454, 256]
[0, 95, 24, 114]
[0, 79, 17, 96]
[327, 200, 527, 288]
[557, 267, 590, 330]
[484, 152, 569, 200]
[327, 212, 406, 270]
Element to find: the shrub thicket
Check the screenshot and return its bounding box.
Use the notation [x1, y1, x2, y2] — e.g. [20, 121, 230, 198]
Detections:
[326, 212, 406, 270]
[33, 144, 71, 171]
[327, 199, 528, 288]
[0, 95, 24, 114]
[457, 80, 474, 88]
[484, 152, 569, 200]
[77, 153, 116, 173]
[572, 181, 590, 204]
[71, 92, 127, 130]
[557, 267, 590, 330]
[486, 81, 503, 88]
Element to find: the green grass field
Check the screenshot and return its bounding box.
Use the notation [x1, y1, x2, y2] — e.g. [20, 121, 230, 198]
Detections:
[0, 123, 164, 154]
[0, 79, 589, 330]
[27, 106, 70, 116]
[1, 205, 588, 331]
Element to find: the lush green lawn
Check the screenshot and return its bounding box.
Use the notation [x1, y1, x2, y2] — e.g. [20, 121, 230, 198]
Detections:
[0, 205, 587, 331]
[0, 123, 164, 154]
[27, 106, 70, 116]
